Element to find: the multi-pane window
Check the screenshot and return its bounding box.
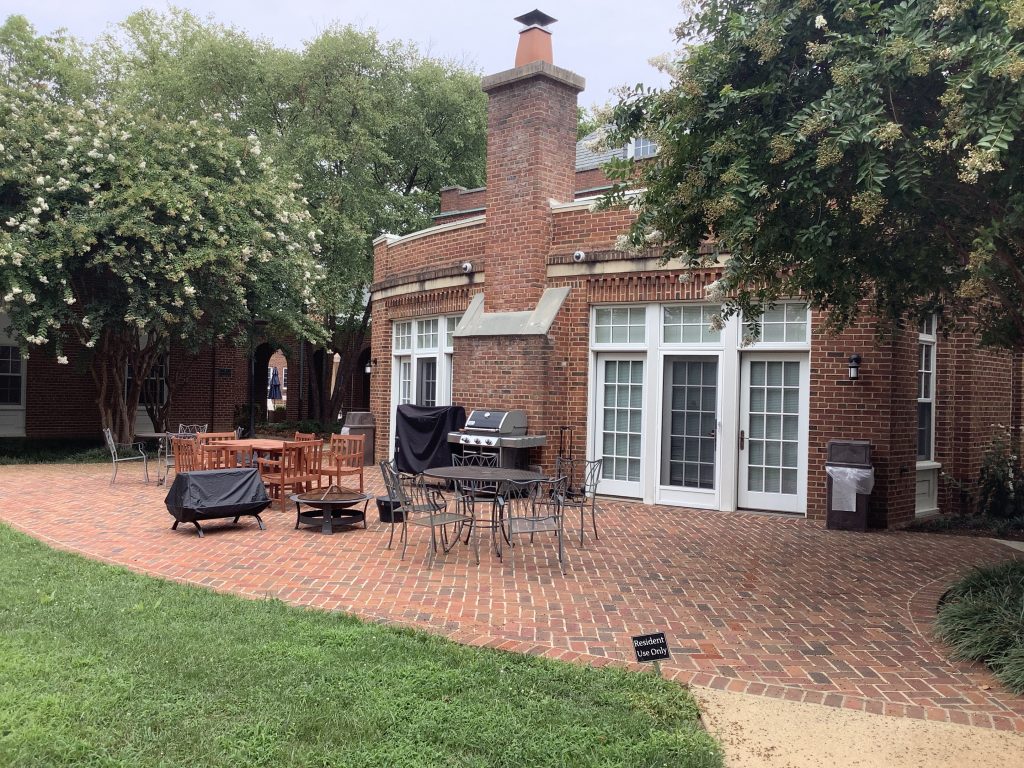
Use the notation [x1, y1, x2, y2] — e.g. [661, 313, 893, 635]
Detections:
[0, 346, 23, 405]
[416, 318, 439, 351]
[632, 137, 658, 159]
[393, 321, 412, 352]
[918, 317, 937, 461]
[747, 360, 801, 495]
[282, 367, 288, 391]
[665, 359, 718, 489]
[594, 307, 646, 344]
[747, 303, 808, 343]
[663, 305, 721, 344]
[602, 360, 643, 482]
[393, 316, 458, 409]
[398, 359, 412, 405]
[126, 355, 168, 406]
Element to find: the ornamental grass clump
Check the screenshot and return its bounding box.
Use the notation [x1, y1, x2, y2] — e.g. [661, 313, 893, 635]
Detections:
[935, 561, 1024, 694]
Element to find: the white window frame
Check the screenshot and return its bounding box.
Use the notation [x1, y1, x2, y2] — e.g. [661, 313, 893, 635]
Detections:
[592, 306, 648, 348]
[743, 302, 811, 350]
[0, 329, 27, 437]
[628, 137, 658, 160]
[917, 317, 937, 463]
[915, 316, 940, 516]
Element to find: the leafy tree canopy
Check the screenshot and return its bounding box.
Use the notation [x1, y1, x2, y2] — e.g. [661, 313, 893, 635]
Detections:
[606, 0, 1024, 346]
[0, 16, 325, 439]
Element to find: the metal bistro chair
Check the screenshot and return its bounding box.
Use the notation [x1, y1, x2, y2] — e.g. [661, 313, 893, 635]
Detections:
[453, 452, 499, 545]
[380, 460, 476, 568]
[103, 427, 150, 485]
[555, 456, 603, 545]
[177, 423, 208, 435]
[496, 476, 568, 575]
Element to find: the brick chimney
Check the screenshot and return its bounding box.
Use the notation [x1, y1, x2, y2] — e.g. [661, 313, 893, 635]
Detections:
[480, 11, 584, 312]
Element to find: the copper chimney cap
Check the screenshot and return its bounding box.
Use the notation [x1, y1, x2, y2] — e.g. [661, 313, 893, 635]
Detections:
[514, 10, 557, 67]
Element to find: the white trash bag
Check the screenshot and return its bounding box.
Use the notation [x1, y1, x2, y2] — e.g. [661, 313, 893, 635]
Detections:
[825, 466, 875, 512]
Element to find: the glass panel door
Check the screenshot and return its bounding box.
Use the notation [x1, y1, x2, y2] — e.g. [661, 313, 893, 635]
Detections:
[738, 354, 807, 513]
[596, 355, 644, 497]
[663, 357, 717, 489]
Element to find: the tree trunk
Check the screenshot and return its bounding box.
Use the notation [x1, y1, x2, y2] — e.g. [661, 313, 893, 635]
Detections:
[327, 301, 372, 423]
[89, 328, 163, 443]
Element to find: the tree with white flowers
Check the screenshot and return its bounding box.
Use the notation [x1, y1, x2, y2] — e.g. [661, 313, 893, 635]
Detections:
[0, 19, 325, 441]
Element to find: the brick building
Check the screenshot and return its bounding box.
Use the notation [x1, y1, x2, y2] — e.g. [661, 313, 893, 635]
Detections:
[371, 12, 1021, 528]
[0, 316, 370, 440]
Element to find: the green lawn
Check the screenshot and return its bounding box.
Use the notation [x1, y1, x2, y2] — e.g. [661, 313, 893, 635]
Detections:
[0, 525, 722, 767]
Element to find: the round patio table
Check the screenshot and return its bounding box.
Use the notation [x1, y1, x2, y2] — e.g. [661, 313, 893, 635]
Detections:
[290, 486, 371, 535]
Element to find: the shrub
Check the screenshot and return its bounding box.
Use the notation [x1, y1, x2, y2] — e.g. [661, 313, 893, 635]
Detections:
[935, 561, 1024, 695]
[976, 428, 1024, 520]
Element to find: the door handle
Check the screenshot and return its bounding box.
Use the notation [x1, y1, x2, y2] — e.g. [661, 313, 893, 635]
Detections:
[739, 430, 745, 450]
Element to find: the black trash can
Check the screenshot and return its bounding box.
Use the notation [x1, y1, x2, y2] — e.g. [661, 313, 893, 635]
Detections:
[376, 496, 404, 523]
[825, 440, 874, 531]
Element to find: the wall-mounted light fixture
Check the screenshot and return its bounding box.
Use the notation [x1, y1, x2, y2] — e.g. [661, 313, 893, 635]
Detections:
[365, 357, 377, 375]
[848, 354, 862, 381]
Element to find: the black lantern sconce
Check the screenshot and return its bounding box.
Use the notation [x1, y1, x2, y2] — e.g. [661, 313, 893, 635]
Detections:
[365, 357, 377, 375]
[848, 354, 862, 381]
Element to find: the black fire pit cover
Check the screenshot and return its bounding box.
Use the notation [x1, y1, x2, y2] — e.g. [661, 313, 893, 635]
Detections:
[164, 468, 270, 522]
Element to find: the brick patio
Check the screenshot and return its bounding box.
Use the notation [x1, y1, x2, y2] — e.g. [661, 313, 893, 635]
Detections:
[2, 462, 1022, 731]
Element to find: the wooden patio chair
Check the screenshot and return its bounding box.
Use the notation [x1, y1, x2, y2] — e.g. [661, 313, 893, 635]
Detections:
[196, 431, 237, 446]
[258, 439, 323, 510]
[293, 431, 318, 441]
[320, 434, 365, 491]
[201, 443, 253, 470]
[171, 436, 199, 474]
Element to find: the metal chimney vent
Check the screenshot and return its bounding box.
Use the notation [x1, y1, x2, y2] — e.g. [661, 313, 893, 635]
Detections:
[514, 9, 557, 28]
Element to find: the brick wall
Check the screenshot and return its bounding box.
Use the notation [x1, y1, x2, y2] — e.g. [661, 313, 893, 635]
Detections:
[373, 222, 486, 285]
[482, 71, 580, 312]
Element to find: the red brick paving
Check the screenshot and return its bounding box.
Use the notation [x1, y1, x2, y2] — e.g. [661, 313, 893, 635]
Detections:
[2, 463, 1022, 731]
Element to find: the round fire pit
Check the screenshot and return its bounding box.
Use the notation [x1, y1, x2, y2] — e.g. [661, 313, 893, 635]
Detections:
[290, 486, 371, 534]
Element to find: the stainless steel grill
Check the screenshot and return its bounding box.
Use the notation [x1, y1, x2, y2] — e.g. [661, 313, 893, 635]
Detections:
[448, 409, 546, 467]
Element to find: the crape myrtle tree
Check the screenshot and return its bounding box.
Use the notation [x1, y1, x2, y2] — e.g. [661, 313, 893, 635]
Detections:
[605, 0, 1024, 345]
[0, 18, 325, 442]
[96, 10, 487, 423]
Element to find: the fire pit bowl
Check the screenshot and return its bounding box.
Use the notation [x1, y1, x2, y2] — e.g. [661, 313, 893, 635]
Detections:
[291, 485, 371, 534]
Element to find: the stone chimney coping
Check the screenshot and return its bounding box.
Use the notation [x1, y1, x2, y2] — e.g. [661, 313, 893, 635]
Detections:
[454, 287, 571, 337]
[482, 60, 584, 94]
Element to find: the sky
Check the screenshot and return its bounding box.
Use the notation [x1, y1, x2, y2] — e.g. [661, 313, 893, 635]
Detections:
[5, 1, 683, 107]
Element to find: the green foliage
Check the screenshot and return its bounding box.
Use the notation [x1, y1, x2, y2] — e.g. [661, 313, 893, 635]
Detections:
[0, 524, 723, 767]
[606, 0, 1024, 344]
[905, 513, 1024, 539]
[0, 438, 107, 465]
[255, 419, 344, 437]
[935, 561, 1024, 694]
[976, 427, 1024, 519]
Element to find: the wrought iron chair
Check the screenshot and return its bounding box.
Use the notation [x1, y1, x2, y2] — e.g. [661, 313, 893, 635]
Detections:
[453, 452, 499, 544]
[380, 459, 476, 568]
[177, 423, 208, 435]
[496, 476, 568, 574]
[321, 434, 365, 491]
[103, 427, 149, 485]
[554, 457, 603, 544]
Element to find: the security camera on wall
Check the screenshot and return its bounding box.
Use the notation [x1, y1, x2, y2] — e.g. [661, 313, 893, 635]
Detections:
[572, 250, 587, 263]
[460, 261, 473, 274]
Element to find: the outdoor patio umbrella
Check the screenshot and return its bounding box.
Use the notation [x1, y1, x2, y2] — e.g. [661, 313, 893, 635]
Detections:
[267, 368, 282, 400]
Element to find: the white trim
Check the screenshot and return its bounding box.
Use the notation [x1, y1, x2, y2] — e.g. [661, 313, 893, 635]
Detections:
[372, 233, 401, 247]
[549, 189, 643, 212]
[377, 215, 485, 249]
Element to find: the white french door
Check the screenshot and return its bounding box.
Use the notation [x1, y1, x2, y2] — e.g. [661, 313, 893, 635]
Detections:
[594, 355, 645, 497]
[737, 353, 809, 514]
[657, 355, 721, 508]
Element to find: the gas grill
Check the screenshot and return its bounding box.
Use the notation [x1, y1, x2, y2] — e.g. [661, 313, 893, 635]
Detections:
[447, 408, 546, 468]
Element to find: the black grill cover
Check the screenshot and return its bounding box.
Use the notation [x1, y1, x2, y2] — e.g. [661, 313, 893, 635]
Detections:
[394, 404, 465, 474]
[164, 468, 271, 523]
